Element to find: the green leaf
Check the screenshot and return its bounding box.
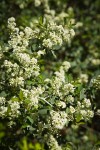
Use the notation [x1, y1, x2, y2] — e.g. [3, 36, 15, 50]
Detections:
[0, 91, 7, 97]
[21, 124, 29, 129]
[11, 97, 19, 102]
[76, 114, 82, 122]
[51, 50, 57, 59]
[80, 88, 86, 100]
[0, 132, 5, 139]
[76, 121, 85, 125]
[27, 116, 34, 124]
[39, 16, 44, 25]
[19, 90, 23, 100]
[38, 109, 48, 115]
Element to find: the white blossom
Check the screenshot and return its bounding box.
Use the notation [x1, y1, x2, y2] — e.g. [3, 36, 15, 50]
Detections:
[50, 110, 67, 129]
[69, 106, 75, 113]
[47, 135, 62, 150]
[0, 106, 7, 118]
[63, 83, 75, 94]
[0, 97, 6, 105]
[56, 101, 66, 108]
[8, 101, 20, 118]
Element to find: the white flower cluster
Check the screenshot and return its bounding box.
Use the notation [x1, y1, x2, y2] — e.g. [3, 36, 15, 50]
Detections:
[0, 97, 6, 105]
[91, 75, 100, 90]
[9, 77, 24, 87]
[0, 97, 7, 118]
[49, 110, 68, 129]
[42, 22, 75, 49]
[49, 61, 71, 96]
[83, 98, 91, 108]
[47, 135, 62, 150]
[2, 18, 40, 89]
[21, 86, 44, 109]
[4, 60, 19, 75]
[66, 95, 74, 103]
[8, 100, 20, 119]
[43, 63, 93, 131]
[91, 58, 100, 66]
[63, 83, 75, 95]
[0, 96, 21, 120]
[78, 74, 88, 83]
[8, 18, 33, 50]
[0, 106, 7, 118]
[34, 0, 48, 7]
[76, 98, 94, 120]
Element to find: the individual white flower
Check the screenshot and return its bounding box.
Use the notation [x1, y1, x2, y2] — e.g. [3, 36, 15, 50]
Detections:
[70, 29, 75, 37]
[44, 78, 51, 82]
[19, 31, 24, 37]
[62, 61, 71, 72]
[56, 25, 64, 34]
[0, 106, 7, 118]
[0, 97, 6, 105]
[23, 39, 29, 47]
[30, 57, 37, 64]
[75, 22, 83, 28]
[0, 53, 3, 59]
[8, 120, 16, 127]
[49, 32, 62, 46]
[63, 83, 75, 94]
[87, 110, 94, 118]
[79, 74, 88, 83]
[56, 101, 66, 108]
[37, 50, 45, 56]
[82, 135, 89, 141]
[55, 68, 65, 82]
[97, 109, 100, 115]
[69, 106, 75, 113]
[80, 110, 87, 118]
[4, 60, 12, 68]
[43, 39, 53, 49]
[24, 27, 33, 38]
[8, 17, 15, 23]
[91, 59, 100, 65]
[77, 101, 81, 107]
[66, 95, 74, 103]
[21, 88, 29, 98]
[83, 98, 91, 108]
[28, 96, 39, 109]
[63, 30, 70, 43]
[34, 0, 41, 7]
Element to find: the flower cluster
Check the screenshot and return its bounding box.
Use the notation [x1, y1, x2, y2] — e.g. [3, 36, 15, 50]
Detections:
[47, 135, 62, 150]
[91, 75, 100, 90]
[75, 98, 94, 121]
[42, 22, 75, 49]
[49, 110, 68, 130]
[78, 74, 88, 83]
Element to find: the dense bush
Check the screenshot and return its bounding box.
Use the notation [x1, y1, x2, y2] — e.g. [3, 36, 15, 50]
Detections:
[0, 0, 100, 149]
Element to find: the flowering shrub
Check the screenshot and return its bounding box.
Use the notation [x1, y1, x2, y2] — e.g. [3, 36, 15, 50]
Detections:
[0, 17, 94, 149]
[0, 0, 99, 149]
